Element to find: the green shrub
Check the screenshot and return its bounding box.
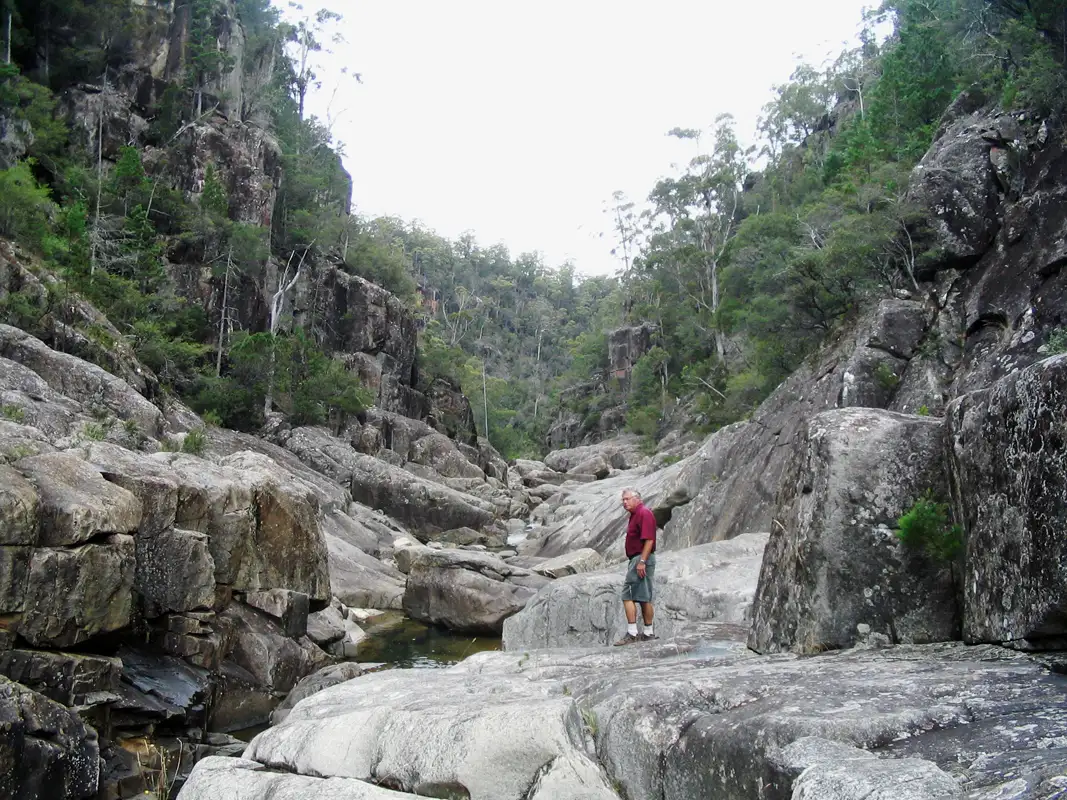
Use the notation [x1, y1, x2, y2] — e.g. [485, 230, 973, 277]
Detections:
[0, 162, 53, 246]
[625, 405, 659, 438]
[1, 405, 26, 423]
[201, 410, 223, 427]
[916, 405, 930, 416]
[182, 428, 208, 456]
[874, 363, 900, 390]
[1047, 327, 1067, 355]
[896, 492, 963, 562]
[82, 422, 108, 441]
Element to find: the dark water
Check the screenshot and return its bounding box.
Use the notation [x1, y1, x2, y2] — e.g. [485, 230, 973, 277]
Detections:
[230, 614, 501, 742]
[352, 611, 501, 669]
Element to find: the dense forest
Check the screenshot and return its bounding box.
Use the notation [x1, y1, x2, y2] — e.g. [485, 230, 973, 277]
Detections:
[1, 0, 1066, 458]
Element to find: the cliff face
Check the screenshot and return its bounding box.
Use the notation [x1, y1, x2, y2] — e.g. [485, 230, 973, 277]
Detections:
[44, 0, 472, 446]
[532, 101, 1067, 656]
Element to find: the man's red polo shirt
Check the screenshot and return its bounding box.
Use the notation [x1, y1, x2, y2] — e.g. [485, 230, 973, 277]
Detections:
[625, 503, 657, 558]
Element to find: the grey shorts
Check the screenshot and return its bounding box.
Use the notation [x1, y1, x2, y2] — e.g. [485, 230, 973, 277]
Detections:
[621, 553, 655, 603]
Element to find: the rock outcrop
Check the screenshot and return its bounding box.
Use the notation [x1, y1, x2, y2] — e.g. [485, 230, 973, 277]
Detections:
[183, 633, 1067, 800]
[0, 676, 100, 800]
[749, 409, 958, 654]
[403, 548, 550, 634]
[504, 534, 768, 649]
[948, 354, 1067, 647]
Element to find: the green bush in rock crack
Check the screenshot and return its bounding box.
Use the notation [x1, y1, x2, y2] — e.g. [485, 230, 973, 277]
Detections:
[896, 491, 963, 562]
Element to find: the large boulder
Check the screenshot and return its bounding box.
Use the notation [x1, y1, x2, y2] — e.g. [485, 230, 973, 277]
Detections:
[503, 534, 768, 650]
[15, 452, 142, 546]
[84, 442, 179, 535]
[0, 677, 100, 800]
[948, 354, 1067, 645]
[0, 325, 162, 437]
[403, 548, 550, 634]
[19, 535, 136, 648]
[530, 548, 605, 579]
[907, 97, 1004, 270]
[271, 662, 364, 725]
[217, 602, 324, 698]
[408, 432, 485, 480]
[182, 637, 1067, 800]
[179, 756, 421, 800]
[325, 523, 405, 610]
[543, 435, 647, 473]
[749, 408, 957, 655]
[239, 668, 617, 800]
[282, 425, 495, 535]
[160, 452, 331, 603]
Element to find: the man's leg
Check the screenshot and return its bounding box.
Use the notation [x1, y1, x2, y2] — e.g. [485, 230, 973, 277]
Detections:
[640, 602, 654, 626]
[615, 579, 641, 645]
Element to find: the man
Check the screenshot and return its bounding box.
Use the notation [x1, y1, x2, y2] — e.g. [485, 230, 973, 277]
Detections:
[614, 489, 657, 645]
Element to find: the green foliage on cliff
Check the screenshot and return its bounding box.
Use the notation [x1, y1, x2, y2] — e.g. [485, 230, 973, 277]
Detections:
[0, 0, 374, 429]
[595, 0, 1067, 448]
[1, 0, 1066, 463]
[896, 492, 964, 562]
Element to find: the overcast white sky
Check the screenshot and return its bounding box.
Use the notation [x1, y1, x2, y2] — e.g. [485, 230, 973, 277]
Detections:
[305, 1, 873, 277]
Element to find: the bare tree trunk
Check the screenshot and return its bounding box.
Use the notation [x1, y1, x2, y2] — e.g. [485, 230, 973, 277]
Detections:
[263, 246, 311, 417]
[89, 73, 107, 280]
[710, 256, 726, 363]
[5, 11, 11, 65]
[481, 361, 490, 441]
[215, 244, 233, 376]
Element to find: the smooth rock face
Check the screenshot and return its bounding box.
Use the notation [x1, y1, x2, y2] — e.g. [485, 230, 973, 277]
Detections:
[504, 534, 768, 650]
[948, 355, 1067, 645]
[179, 756, 436, 800]
[791, 756, 962, 799]
[532, 548, 605, 579]
[16, 452, 142, 546]
[19, 535, 136, 647]
[240, 669, 615, 800]
[184, 639, 1067, 800]
[325, 526, 405, 610]
[0, 676, 100, 800]
[403, 548, 550, 634]
[0, 465, 38, 545]
[271, 662, 364, 725]
[749, 409, 957, 654]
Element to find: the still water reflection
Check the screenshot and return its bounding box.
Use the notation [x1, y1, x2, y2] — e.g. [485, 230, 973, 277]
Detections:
[352, 611, 501, 669]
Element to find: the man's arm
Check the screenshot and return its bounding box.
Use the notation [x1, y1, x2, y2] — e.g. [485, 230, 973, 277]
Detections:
[636, 509, 655, 577]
